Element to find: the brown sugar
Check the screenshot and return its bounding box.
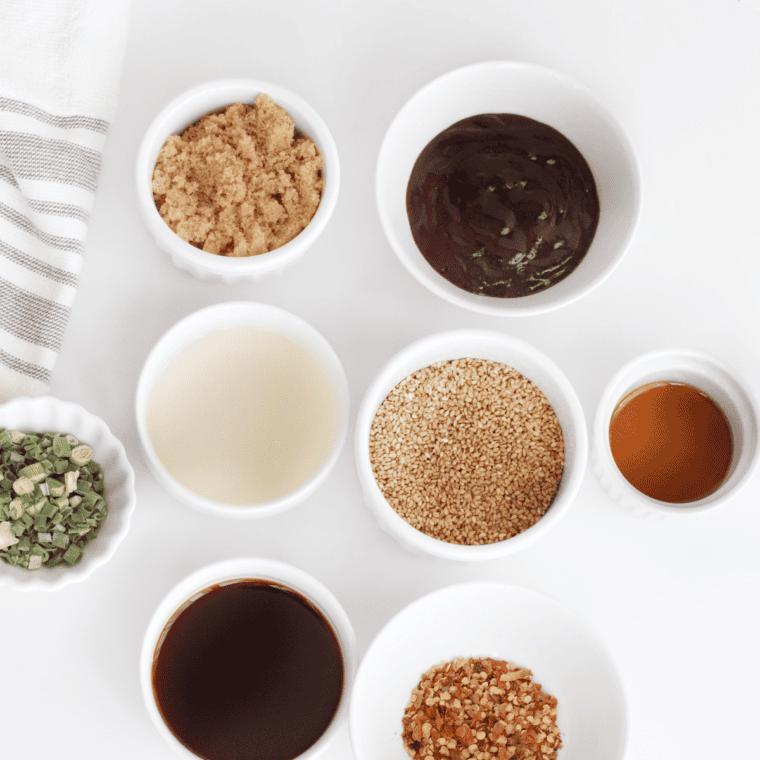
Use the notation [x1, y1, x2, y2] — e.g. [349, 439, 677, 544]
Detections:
[368, 358, 564, 545]
[402, 657, 562, 760]
[152, 94, 324, 257]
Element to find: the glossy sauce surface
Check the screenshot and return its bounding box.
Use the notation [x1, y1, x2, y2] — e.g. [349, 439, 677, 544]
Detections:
[152, 580, 344, 760]
[608, 382, 734, 503]
[407, 114, 599, 297]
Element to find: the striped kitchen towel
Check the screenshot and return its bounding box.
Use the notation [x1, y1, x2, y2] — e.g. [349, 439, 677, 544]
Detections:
[0, 0, 130, 401]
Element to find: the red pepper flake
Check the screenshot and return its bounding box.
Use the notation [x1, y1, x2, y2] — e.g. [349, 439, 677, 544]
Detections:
[401, 657, 561, 760]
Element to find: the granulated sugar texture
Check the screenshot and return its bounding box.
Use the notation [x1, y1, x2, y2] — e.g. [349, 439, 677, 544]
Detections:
[368, 358, 564, 545]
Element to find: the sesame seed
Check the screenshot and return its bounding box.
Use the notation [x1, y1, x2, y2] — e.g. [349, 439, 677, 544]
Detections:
[369, 359, 564, 545]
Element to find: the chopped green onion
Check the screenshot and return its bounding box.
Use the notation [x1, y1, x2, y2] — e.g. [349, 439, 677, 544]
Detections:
[70, 445, 93, 466]
[52, 437, 72, 458]
[0, 428, 108, 571]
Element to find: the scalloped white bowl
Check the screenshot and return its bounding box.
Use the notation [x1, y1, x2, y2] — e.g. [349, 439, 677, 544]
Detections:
[376, 61, 641, 316]
[0, 396, 136, 591]
[136, 78, 340, 284]
[354, 330, 587, 561]
[592, 348, 760, 518]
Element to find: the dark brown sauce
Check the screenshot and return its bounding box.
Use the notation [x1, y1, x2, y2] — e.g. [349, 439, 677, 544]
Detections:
[152, 580, 344, 760]
[609, 382, 734, 503]
[406, 114, 600, 297]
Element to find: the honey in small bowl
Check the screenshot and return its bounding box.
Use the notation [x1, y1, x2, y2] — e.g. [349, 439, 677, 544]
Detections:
[608, 381, 734, 503]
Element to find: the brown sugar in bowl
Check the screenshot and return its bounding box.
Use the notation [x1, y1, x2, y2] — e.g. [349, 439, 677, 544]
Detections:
[136, 79, 339, 284]
[354, 329, 588, 561]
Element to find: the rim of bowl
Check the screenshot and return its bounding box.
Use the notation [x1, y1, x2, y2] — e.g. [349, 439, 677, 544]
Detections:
[349, 580, 631, 760]
[354, 329, 588, 560]
[135, 301, 350, 518]
[140, 557, 358, 760]
[376, 60, 643, 317]
[0, 395, 136, 591]
[135, 77, 340, 277]
[593, 347, 760, 515]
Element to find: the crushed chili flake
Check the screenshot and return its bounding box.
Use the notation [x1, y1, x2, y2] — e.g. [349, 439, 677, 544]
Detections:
[401, 657, 561, 760]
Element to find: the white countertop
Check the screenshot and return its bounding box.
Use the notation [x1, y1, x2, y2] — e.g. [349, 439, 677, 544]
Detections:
[3, 0, 760, 758]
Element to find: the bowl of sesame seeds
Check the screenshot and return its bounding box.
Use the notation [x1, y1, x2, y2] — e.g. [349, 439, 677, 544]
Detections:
[354, 330, 587, 561]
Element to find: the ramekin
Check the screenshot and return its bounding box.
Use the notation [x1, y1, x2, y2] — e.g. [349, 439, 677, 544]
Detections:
[136, 78, 339, 283]
[592, 348, 759, 518]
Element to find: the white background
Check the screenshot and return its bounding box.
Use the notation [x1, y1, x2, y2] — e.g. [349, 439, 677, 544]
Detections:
[2, 0, 760, 758]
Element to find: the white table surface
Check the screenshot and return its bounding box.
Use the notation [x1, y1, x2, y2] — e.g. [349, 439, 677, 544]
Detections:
[3, 0, 760, 758]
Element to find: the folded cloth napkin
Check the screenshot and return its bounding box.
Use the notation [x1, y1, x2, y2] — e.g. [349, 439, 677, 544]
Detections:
[0, 0, 130, 402]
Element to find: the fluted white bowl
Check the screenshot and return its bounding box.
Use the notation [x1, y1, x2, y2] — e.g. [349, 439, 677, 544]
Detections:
[592, 348, 759, 518]
[0, 396, 136, 591]
[136, 78, 339, 283]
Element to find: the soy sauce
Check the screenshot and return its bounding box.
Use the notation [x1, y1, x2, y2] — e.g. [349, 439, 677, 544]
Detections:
[152, 580, 344, 760]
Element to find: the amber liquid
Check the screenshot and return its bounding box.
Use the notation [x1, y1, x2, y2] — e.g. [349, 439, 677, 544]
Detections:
[608, 382, 734, 503]
[152, 581, 344, 760]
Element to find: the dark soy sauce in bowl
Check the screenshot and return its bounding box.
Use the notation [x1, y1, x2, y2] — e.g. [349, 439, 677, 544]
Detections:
[152, 580, 344, 760]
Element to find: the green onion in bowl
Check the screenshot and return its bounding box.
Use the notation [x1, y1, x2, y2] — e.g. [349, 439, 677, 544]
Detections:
[0, 429, 108, 570]
[0, 396, 136, 592]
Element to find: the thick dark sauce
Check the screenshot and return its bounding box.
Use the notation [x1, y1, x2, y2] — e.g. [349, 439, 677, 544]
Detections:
[152, 580, 344, 760]
[406, 114, 600, 298]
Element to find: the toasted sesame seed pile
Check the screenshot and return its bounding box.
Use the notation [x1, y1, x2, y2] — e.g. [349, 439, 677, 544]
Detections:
[369, 359, 564, 545]
[402, 657, 561, 760]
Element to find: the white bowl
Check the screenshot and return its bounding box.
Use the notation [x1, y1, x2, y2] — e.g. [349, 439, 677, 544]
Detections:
[141, 557, 357, 760]
[376, 61, 641, 316]
[136, 78, 339, 283]
[592, 348, 759, 518]
[350, 582, 629, 760]
[354, 330, 587, 560]
[135, 301, 350, 518]
[0, 396, 136, 591]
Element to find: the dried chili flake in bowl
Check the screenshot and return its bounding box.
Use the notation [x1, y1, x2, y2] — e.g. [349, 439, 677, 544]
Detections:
[402, 657, 561, 760]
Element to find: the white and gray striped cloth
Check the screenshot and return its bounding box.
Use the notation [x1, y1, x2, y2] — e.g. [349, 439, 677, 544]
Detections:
[0, 0, 130, 401]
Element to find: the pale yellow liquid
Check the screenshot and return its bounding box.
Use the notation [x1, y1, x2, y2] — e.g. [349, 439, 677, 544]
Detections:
[145, 326, 337, 505]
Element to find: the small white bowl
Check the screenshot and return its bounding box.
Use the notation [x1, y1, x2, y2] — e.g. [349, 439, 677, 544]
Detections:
[0, 396, 136, 591]
[141, 557, 357, 760]
[135, 301, 349, 518]
[376, 61, 641, 316]
[354, 330, 587, 560]
[350, 582, 629, 760]
[592, 348, 759, 518]
[136, 78, 339, 283]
